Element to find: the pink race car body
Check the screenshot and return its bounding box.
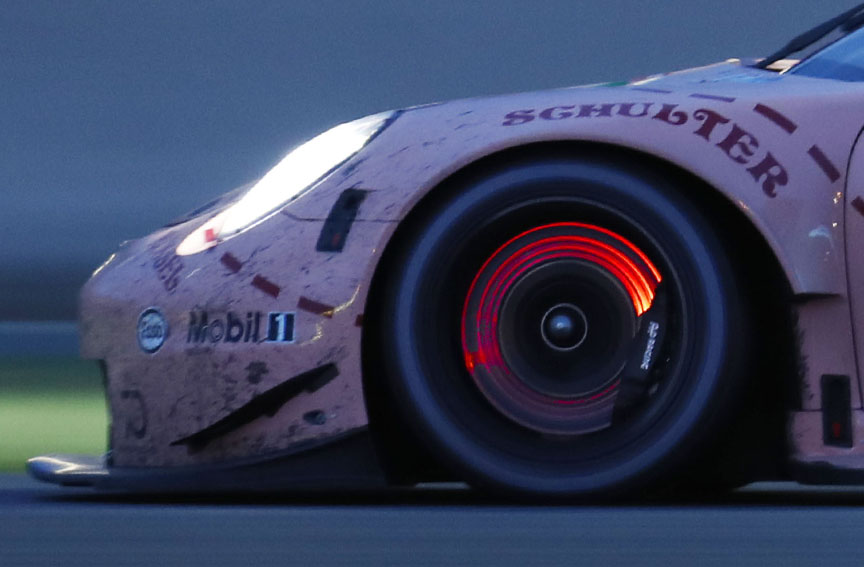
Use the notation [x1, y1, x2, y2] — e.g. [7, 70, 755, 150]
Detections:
[29, 6, 864, 496]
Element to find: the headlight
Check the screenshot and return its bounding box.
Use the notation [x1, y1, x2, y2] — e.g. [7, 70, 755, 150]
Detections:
[177, 110, 397, 256]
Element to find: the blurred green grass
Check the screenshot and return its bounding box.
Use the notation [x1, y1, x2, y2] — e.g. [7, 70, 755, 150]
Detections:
[0, 357, 106, 472]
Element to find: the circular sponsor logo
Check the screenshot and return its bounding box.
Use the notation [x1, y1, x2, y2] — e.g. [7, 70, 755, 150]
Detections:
[137, 308, 168, 353]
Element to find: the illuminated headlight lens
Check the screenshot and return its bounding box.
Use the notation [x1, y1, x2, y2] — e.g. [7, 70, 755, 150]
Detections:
[177, 110, 396, 256]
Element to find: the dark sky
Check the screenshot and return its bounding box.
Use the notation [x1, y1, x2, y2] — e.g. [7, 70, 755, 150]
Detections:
[0, 0, 854, 320]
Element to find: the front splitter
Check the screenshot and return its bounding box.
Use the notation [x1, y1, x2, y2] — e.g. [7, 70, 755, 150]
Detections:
[27, 430, 387, 493]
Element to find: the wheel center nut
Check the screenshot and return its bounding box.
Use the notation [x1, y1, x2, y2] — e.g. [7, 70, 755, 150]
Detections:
[541, 304, 588, 351]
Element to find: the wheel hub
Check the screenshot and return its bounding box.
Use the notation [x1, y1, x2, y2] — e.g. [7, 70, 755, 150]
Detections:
[540, 303, 588, 351]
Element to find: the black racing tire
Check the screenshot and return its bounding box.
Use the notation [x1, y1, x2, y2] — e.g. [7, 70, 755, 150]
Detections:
[376, 153, 750, 498]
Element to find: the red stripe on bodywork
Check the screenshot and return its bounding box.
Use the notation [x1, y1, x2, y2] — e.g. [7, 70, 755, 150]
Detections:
[808, 145, 841, 182]
[689, 93, 735, 102]
[251, 275, 280, 298]
[630, 87, 672, 94]
[220, 253, 243, 273]
[297, 296, 335, 318]
[753, 104, 797, 134]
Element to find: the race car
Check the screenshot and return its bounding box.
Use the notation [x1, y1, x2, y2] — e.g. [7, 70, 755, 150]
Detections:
[28, 3, 864, 497]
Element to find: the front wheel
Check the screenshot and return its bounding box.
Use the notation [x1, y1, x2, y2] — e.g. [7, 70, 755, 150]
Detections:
[376, 154, 750, 497]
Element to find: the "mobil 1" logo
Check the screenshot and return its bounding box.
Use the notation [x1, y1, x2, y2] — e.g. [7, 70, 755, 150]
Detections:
[267, 312, 295, 343]
[186, 310, 295, 345]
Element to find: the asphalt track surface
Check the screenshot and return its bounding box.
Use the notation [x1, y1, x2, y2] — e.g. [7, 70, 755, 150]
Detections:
[3, 475, 864, 566]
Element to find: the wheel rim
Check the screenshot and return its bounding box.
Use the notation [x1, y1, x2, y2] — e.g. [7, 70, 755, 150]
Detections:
[461, 222, 663, 435]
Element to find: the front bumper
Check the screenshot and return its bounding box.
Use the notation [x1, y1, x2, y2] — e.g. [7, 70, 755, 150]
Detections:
[77, 182, 396, 468]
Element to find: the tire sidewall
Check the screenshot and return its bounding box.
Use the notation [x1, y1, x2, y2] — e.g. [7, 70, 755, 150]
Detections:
[383, 156, 742, 496]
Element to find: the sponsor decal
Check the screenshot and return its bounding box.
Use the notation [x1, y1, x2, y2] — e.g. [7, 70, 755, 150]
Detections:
[137, 308, 168, 353]
[120, 389, 148, 439]
[186, 310, 295, 345]
[502, 102, 789, 197]
[148, 237, 184, 293]
[640, 321, 661, 371]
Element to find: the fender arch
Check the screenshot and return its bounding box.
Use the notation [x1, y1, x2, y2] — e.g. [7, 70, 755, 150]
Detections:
[360, 140, 796, 484]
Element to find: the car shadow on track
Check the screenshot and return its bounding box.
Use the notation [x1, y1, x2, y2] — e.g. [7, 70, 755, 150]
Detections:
[34, 481, 864, 508]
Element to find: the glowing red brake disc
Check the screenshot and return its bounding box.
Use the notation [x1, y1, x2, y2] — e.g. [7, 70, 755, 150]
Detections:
[460, 222, 662, 434]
